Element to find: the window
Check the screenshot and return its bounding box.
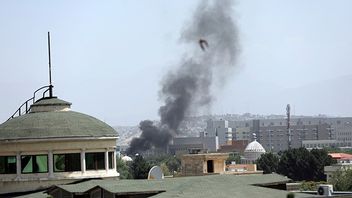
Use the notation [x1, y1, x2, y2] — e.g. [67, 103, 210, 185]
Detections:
[0, 156, 16, 174]
[86, 152, 104, 170]
[108, 152, 114, 169]
[21, 155, 48, 173]
[54, 153, 81, 172]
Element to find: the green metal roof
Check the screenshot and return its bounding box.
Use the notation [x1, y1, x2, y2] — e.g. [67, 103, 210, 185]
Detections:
[30, 97, 72, 107]
[24, 174, 319, 198]
[0, 111, 118, 140]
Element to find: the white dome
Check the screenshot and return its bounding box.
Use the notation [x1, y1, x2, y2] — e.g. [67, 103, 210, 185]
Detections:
[244, 140, 266, 153]
[243, 140, 266, 162]
[121, 156, 133, 162]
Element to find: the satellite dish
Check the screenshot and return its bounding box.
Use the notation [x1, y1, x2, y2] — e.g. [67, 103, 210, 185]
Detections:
[148, 166, 164, 180]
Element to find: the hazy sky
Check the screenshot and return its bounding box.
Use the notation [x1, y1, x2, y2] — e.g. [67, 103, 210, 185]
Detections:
[1, 0, 352, 126]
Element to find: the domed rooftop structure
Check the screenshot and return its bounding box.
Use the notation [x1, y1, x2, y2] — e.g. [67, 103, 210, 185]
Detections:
[0, 97, 117, 141]
[0, 95, 119, 194]
[243, 139, 266, 163]
[0, 33, 119, 195]
[244, 140, 266, 153]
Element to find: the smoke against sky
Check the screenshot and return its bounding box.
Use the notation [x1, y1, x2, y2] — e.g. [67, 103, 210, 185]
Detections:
[1, 1, 352, 125]
[127, 0, 239, 154]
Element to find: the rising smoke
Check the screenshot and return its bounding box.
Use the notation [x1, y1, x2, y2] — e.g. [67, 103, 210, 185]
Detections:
[127, 0, 239, 155]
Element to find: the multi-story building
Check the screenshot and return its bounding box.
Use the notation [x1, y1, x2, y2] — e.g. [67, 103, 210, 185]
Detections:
[205, 120, 232, 145]
[206, 117, 352, 153]
[168, 132, 219, 155]
[233, 127, 251, 141]
[258, 123, 330, 152]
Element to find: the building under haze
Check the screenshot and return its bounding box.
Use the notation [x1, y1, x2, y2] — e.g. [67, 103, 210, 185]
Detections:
[0, 90, 119, 194]
[206, 120, 233, 145]
[206, 117, 352, 153]
[168, 132, 219, 155]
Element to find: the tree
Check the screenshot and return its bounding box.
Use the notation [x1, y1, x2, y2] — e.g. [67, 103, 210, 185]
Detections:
[160, 162, 171, 176]
[146, 154, 181, 175]
[130, 155, 152, 179]
[310, 149, 336, 180]
[116, 157, 132, 179]
[278, 148, 313, 181]
[165, 156, 181, 173]
[330, 169, 352, 191]
[256, 152, 279, 174]
[278, 148, 335, 181]
[226, 153, 241, 165]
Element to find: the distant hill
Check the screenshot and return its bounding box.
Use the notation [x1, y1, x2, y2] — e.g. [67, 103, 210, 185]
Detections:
[114, 126, 141, 146]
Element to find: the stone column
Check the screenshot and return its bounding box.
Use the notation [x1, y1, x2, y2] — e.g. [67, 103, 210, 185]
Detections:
[81, 149, 86, 174]
[48, 150, 54, 178]
[15, 152, 21, 180]
[113, 150, 117, 170]
[105, 149, 109, 172]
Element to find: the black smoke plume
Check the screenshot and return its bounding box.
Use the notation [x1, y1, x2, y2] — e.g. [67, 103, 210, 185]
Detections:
[127, 0, 239, 155]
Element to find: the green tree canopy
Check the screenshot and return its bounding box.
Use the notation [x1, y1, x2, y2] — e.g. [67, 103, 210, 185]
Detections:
[116, 157, 132, 179]
[310, 149, 336, 180]
[165, 156, 181, 173]
[330, 169, 352, 191]
[226, 153, 241, 165]
[130, 155, 152, 179]
[278, 148, 335, 181]
[146, 154, 181, 175]
[256, 152, 279, 174]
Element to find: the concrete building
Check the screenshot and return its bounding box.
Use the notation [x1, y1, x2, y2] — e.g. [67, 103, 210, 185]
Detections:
[226, 163, 259, 173]
[207, 117, 352, 152]
[324, 153, 352, 182]
[0, 95, 119, 194]
[258, 123, 331, 152]
[302, 139, 339, 149]
[168, 132, 219, 155]
[181, 153, 228, 176]
[233, 126, 251, 141]
[205, 120, 233, 145]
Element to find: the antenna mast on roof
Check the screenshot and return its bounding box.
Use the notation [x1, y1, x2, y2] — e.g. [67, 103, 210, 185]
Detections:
[286, 104, 291, 149]
[47, 31, 53, 98]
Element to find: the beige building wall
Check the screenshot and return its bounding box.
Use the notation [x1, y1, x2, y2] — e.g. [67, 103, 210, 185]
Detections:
[181, 153, 228, 176]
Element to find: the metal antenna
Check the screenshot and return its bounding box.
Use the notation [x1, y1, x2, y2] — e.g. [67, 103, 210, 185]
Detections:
[48, 32, 53, 97]
[286, 104, 291, 149]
